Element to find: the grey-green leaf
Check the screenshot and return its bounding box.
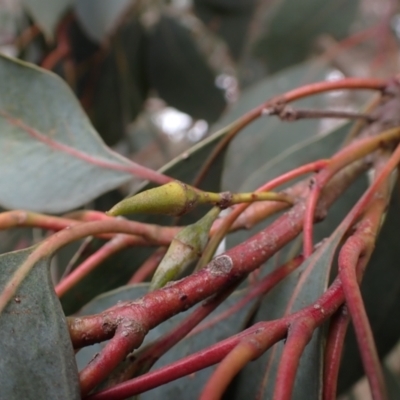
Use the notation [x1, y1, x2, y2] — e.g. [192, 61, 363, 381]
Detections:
[252, 0, 360, 72]
[146, 14, 226, 122]
[0, 248, 80, 399]
[0, 54, 139, 213]
[22, 0, 72, 39]
[74, 0, 132, 42]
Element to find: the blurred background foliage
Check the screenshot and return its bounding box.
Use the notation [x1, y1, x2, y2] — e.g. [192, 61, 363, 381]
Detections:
[2, 0, 398, 178]
[1, 0, 400, 398]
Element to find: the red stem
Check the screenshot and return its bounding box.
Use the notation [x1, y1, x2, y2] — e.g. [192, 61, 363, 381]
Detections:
[303, 126, 400, 257]
[132, 256, 302, 379]
[335, 150, 395, 400]
[128, 283, 240, 383]
[56, 234, 133, 297]
[73, 160, 366, 395]
[0, 210, 83, 231]
[194, 78, 386, 187]
[86, 321, 288, 400]
[273, 319, 316, 400]
[41, 14, 73, 70]
[191, 255, 304, 337]
[85, 276, 347, 400]
[339, 236, 387, 400]
[199, 339, 264, 400]
[323, 305, 350, 400]
[210, 159, 328, 235]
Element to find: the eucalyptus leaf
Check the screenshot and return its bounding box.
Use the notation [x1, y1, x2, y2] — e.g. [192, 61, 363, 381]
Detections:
[74, 0, 132, 42]
[383, 364, 400, 399]
[252, 0, 359, 72]
[22, 0, 72, 39]
[0, 54, 142, 213]
[88, 18, 148, 146]
[0, 248, 80, 399]
[146, 14, 226, 122]
[194, 0, 257, 60]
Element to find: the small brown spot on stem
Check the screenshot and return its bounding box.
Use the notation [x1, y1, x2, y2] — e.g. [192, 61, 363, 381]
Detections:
[217, 192, 233, 209]
[208, 255, 233, 276]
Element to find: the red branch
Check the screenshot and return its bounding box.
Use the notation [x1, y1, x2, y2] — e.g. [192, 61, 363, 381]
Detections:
[71, 159, 367, 395]
[194, 77, 386, 187]
[85, 276, 347, 400]
[56, 234, 135, 297]
[273, 319, 316, 400]
[323, 305, 349, 400]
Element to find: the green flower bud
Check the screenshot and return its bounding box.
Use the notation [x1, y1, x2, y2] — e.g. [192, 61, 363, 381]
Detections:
[107, 181, 201, 217]
[150, 207, 220, 290]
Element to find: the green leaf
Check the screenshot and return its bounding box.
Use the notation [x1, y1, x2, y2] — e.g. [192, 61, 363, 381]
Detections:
[0, 54, 143, 213]
[0, 248, 80, 399]
[194, 0, 257, 60]
[22, 0, 72, 39]
[74, 0, 132, 42]
[146, 13, 226, 122]
[253, 0, 359, 72]
[88, 18, 149, 146]
[75, 283, 257, 398]
[383, 364, 400, 399]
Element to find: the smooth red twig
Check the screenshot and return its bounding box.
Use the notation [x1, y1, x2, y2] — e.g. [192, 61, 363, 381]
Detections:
[339, 236, 387, 400]
[132, 256, 301, 380]
[199, 338, 265, 400]
[126, 283, 240, 384]
[73, 160, 366, 395]
[193, 77, 386, 187]
[323, 305, 350, 400]
[0, 210, 83, 231]
[303, 126, 400, 257]
[273, 319, 316, 400]
[334, 149, 397, 400]
[63, 210, 111, 222]
[85, 321, 288, 400]
[199, 160, 329, 268]
[0, 219, 180, 315]
[85, 273, 350, 400]
[41, 13, 73, 70]
[56, 234, 135, 297]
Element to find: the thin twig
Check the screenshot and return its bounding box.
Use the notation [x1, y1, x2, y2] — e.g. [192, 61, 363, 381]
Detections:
[263, 105, 375, 122]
